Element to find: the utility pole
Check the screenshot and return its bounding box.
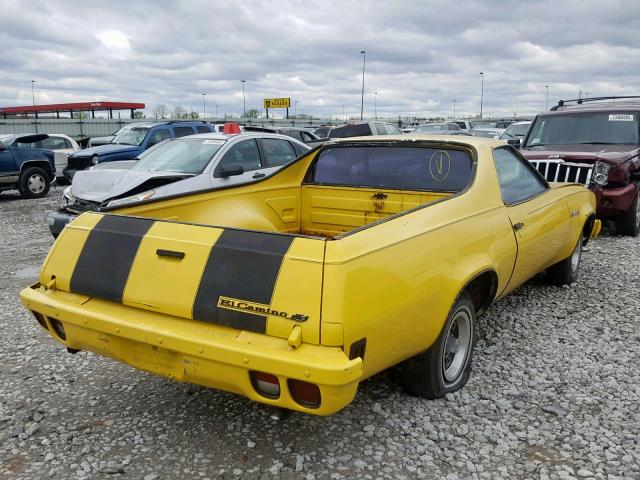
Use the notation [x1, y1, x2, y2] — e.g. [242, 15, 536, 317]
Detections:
[374, 91, 378, 119]
[295, 100, 298, 118]
[453, 99, 456, 118]
[342, 104, 345, 121]
[479, 72, 484, 119]
[360, 51, 366, 120]
[31, 80, 36, 106]
[545, 85, 549, 110]
[215, 104, 218, 119]
[241, 80, 246, 117]
[202, 93, 206, 119]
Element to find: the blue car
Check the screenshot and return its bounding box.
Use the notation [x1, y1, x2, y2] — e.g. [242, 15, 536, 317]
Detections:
[64, 120, 214, 180]
[0, 134, 56, 198]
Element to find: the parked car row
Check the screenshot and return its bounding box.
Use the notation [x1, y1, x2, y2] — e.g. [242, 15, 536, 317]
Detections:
[47, 129, 310, 236]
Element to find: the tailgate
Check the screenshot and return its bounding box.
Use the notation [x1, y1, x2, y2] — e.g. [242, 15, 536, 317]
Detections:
[42, 212, 326, 344]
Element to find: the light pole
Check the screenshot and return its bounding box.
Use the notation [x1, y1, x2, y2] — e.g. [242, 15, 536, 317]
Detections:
[342, 104, 345, 121]
[295, 100, 298, 118]
[215, 104, 218, 119]
[31, 80, 35, 106]
[479, 72, 484, 119]
[202, 93, 206, 119]
[545, 85, 549, 110]
[360, 51, 366, 120]
[241, 80, 246, 117]
[453, 99, 456, 118]
[374, 91, 378, 119]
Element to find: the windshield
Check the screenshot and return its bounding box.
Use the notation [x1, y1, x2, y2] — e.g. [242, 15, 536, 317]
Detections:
[314, 127, 330, 138]
[413, 125, 443, 133]
[525, 112, 640, 147]
[112, 127, 149, 146]
[131, 138, 224, 174]
[500, 123, 530, 140]
[470, 121, 495, 129]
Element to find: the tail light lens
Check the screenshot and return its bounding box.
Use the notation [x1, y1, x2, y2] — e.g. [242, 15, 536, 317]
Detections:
[288, 380, 321, 409]
[32, 311, 48, 330]
[50, 318, 67, 340]
[250, 371, 280, 399]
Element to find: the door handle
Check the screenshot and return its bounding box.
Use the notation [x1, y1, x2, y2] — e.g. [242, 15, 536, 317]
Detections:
[253, 172, 266, 179]
[513, 222, 525, 231]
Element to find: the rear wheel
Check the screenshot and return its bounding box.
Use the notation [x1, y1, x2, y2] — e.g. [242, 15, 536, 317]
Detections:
[615, 187, 640, 237]
[400, 292, 476, 399]
[18, 167, 51, 199]
[547, 233, 582, 285]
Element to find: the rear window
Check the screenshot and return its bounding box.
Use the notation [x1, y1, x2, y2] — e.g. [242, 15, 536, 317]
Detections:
[329, 124, 372, 138]
[173, 126, 195, 138]
[307, 145, 473, 192]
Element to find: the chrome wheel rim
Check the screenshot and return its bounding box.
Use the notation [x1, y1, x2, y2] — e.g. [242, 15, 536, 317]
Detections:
[442, 308, 472, 383]
[570, 236, 582, 273]
[28, 174, 46, 194]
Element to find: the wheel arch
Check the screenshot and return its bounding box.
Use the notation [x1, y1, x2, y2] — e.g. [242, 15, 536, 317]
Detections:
[582, 213, 597, 246]
[460, 269, 499, 316]
[20, 160, 55, 179]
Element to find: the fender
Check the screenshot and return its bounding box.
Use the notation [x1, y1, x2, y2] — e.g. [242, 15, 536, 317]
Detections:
[20, 159, 56, 180]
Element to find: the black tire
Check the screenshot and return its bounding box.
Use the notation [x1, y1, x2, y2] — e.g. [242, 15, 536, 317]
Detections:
[400, 291, 476, 399]
[547, 233, 582, 285]
[615, 187, 640, 237]
[18, 166, 50, 199]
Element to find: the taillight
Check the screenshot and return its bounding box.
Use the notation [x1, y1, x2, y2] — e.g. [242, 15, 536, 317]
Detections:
[32, 311, 48, 330]
[50, 319, 67, 340]
[288, 380, 321, 409]
[250, 371, 280, 399]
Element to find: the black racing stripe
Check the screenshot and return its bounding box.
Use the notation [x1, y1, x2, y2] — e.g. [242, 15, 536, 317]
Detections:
[193, 229, 294, 333]
[70, 215, 154, 302]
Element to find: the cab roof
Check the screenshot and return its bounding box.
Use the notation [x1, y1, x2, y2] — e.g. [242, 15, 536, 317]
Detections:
[331, 134, 506, 149]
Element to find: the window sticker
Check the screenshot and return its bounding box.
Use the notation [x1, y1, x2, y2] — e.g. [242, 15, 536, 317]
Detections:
[428, 150, 451, 182]
[608, 114, 634, 122]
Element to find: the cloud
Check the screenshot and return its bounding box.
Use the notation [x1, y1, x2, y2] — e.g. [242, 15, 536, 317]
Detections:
[0, 0, 638, 118]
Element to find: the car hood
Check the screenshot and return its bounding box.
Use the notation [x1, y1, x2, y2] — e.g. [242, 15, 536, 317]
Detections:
[520, 144, 640, 165]
[71, 144, 141, 157]
[72, 168, 193, 203]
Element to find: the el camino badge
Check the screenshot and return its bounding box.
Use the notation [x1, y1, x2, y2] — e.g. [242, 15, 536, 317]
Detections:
[217, 296, 309, 322]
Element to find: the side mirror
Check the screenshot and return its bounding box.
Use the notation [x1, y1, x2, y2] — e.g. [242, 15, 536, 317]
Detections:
[507, 139, 522, 148]
[0, 143, 6, 151]
[214, 165, 244, 178]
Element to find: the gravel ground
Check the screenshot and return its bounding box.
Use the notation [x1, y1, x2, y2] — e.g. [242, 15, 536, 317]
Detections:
[1, 188, 639, 480]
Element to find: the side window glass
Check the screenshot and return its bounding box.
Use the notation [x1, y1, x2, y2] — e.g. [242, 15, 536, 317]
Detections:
[261, 138, 297, 167]
[216, 139, 262, 173]
[385, 124, 402, 135]
[148, 128, 171, 147]
[374, 123, 387, 135]
[43, 138, 68, 149]
[291, 141, 307, 157]
[174, 126, 195, 138]
[196, 125, 210, 133]
[494, 148, 547, 204]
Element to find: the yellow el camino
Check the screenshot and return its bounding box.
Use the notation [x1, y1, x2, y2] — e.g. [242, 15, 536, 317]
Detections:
[21, 135, 600, 415]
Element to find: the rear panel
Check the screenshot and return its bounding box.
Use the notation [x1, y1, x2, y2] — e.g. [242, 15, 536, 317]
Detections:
[42, 212, 325, 345]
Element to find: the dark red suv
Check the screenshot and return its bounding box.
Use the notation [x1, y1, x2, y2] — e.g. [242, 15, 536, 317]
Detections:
[518, 97, 640, 236]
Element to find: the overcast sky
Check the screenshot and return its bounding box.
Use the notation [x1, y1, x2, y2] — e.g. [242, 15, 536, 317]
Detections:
[1, 0, 638, 119]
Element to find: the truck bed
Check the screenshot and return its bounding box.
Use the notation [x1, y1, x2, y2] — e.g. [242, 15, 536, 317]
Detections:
[111, 184, 452, 239]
